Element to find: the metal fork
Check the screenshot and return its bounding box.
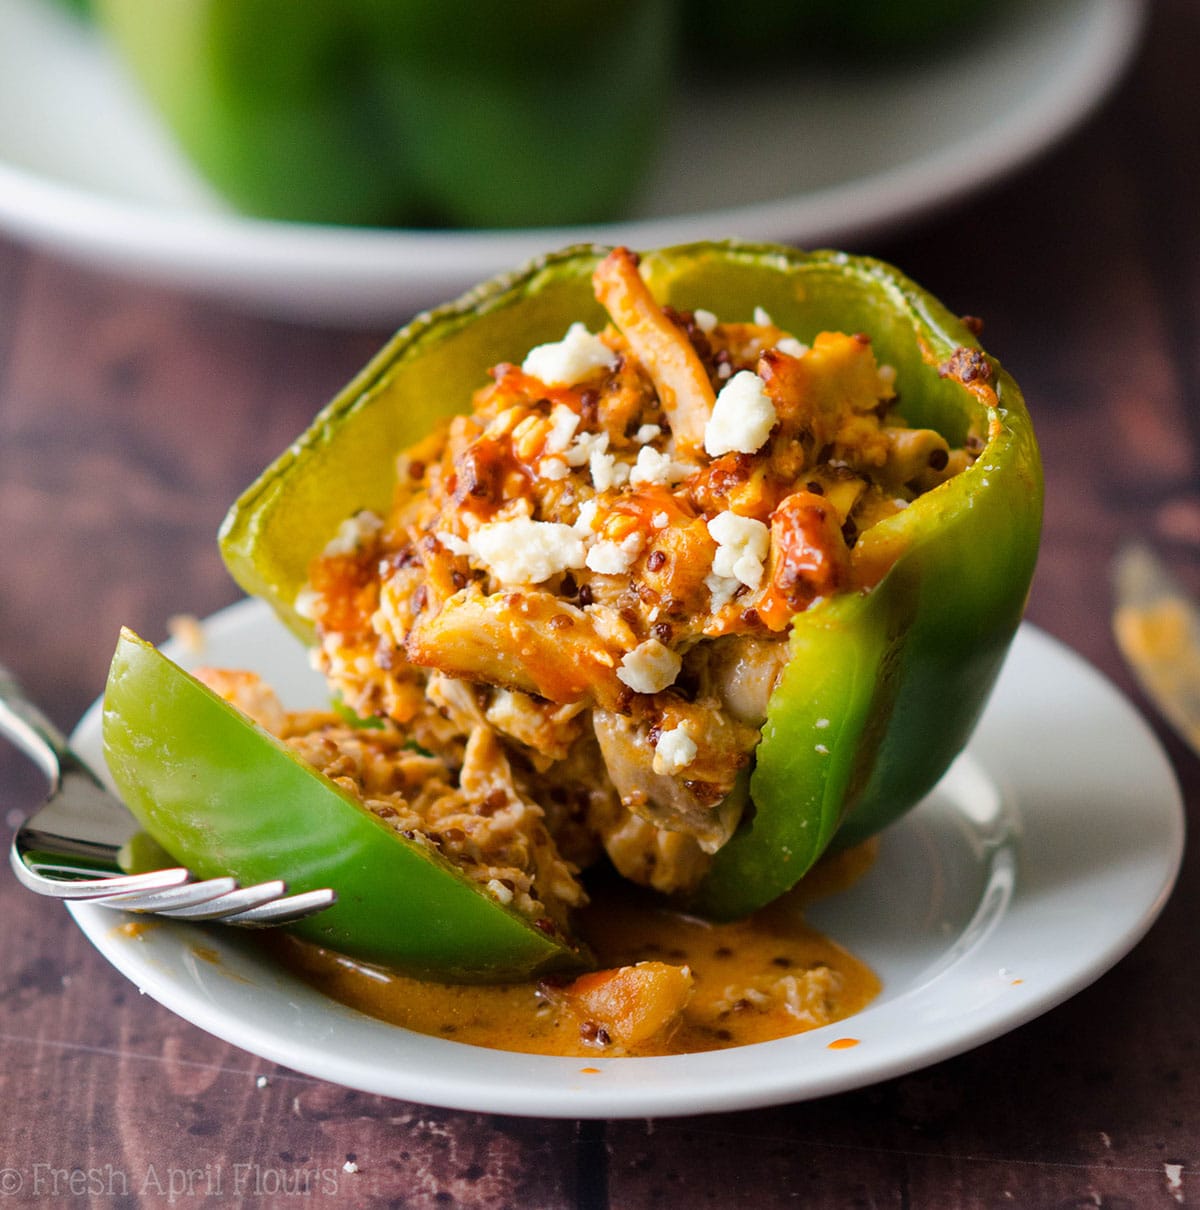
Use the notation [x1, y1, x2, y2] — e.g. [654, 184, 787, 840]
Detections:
[2, 662, 335, 925]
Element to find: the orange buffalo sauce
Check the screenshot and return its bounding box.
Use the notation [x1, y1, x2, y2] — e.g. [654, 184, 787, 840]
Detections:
[272, 842, 879, 1057]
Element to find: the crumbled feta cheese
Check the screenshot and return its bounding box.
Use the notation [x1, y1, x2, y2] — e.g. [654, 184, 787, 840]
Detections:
[342, 1161, 359, 1175]
[877, 363, 897, 391]
[586, 532, 645, 575]
[708, 510, 770, 590]
[565, 429, 608, 468]
[590, 448, 630, 492]
[653, 724, 698, 775]
[705, 572, 741, 612]
[538, 456, 570, 481]
[652, 511, 670, 530]
[704, 371, 777, 457]
[544, 404, 581, 454]
[635, 423, 662, 443]
[754, 306, 774, 327]
[776, 336, 809, 358]
[436, 530, 471, 557]
[589, 448, 614, 489]
[716, 362, 732, 379]
[468, 519, 585, 585]
[255, 1075, 269, 1088]
[522, 323, 618, 386]
[574, 499, 599, 534]
[617, 639, 681, 694]
[629, 446, 693, 488]
[322, 510, 383, 557]
[693, 308, 718, 334]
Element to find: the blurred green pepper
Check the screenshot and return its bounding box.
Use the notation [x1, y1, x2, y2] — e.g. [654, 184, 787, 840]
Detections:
[102, 628, 588, 979]
[220, 241, 1041, 924]
[49, 0, 94, 20]
[92, 0, 678, 227]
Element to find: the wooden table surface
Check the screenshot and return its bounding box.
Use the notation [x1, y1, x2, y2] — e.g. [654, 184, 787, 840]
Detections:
[3, 4, 1199, 1205]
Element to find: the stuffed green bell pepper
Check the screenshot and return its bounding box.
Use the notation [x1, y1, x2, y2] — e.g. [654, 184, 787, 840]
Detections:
[207, 241, 1042, 941]
[91, 0, 678, 228]
[103, 628, 591, 978]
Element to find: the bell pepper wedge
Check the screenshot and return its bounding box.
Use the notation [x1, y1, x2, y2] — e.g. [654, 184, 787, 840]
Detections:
[219, 240, 1040, 921]
[90, 0, 678, 229]
[101, 627, 588, 980]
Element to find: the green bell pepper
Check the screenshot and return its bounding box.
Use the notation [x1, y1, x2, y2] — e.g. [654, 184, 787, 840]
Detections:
[219, 240, 1041, 924]
[102, 628, 587, 979]
[91, 0, 678, 228]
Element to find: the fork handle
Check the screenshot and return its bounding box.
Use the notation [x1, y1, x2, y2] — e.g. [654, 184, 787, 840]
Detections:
[0, 662, 71, 785]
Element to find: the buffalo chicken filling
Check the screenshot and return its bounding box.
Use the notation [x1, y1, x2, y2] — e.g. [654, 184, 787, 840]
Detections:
[205, 249, 977, 1046]
[284, 248, 975, 909]
[299, 249, 975, 900]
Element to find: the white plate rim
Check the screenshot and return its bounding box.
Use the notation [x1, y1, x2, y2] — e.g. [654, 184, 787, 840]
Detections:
[0, 0, 1145, 322]
[64, 599, 1184, 1118]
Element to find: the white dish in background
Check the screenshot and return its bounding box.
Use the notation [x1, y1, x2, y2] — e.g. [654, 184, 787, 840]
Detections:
[0, 0, 1143, 325]
[67, 600, 1182, 1119]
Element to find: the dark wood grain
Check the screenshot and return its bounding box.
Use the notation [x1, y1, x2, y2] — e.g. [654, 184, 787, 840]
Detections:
[3, 3, 1200, 1206]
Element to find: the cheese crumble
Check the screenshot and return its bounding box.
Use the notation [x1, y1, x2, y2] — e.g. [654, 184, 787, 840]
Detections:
[467, 519, 585, 585]
[707, 510, 770, 590]
[653, 724, 698, 775]
[617, 639, 682, 695]
[629, 446, 693, 488]
[587, 533, 645, 576]
[704, 371, 777, 457]
[538, 456, 570, 481]
[590, 448, 631, 491]
[436, 531, 471, 557]
[322, 510, 383, 557]
[545, 403, 581, 453]
[522, 323, 618, 387]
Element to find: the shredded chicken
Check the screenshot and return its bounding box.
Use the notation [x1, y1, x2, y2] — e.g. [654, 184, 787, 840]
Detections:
[193, 668, 585, 934]
[592, 247, 714, 454]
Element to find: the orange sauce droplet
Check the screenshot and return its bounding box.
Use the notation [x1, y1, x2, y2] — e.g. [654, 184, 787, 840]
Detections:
[580, 1067, 602, 1074]
[113, 920, 158, 940]
[826, 1037, 860, 1050]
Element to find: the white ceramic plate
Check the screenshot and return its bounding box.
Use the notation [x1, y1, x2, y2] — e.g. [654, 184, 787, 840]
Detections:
[67, 599, 1182, 1118]
[0, 0, 1143, 324]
